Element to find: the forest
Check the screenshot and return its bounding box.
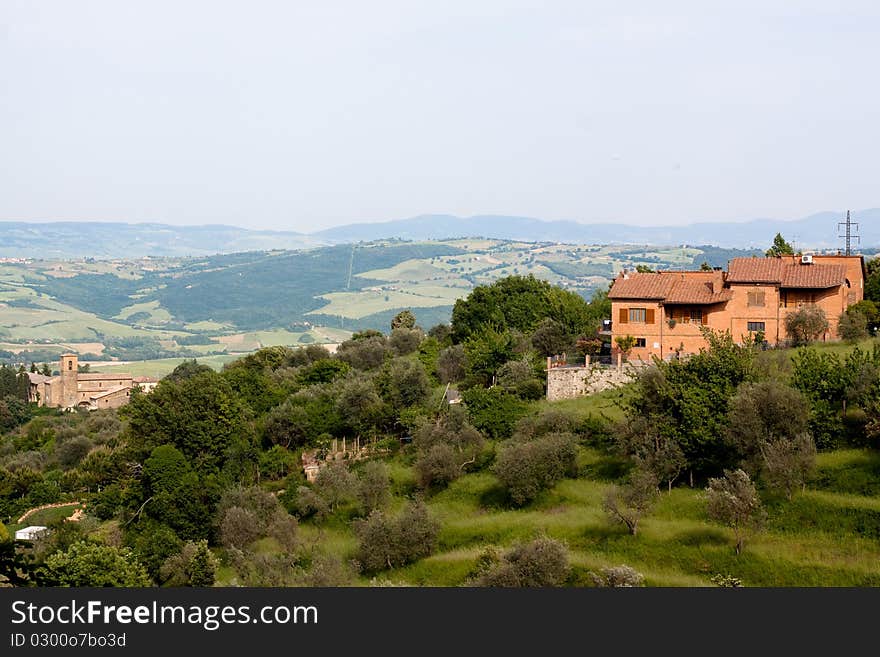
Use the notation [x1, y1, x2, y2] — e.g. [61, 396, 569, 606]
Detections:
[2, 263, 880, 587]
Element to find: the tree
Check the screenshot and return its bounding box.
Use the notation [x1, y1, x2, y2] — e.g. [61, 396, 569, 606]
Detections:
[848, 300, 879, 334]
[140, 444, 217, 540]
[635, 264, 655, 273]
[726, 380, 811, 473]
[160, 540, 218, 587]
[603, 467, 659, 536]
[313, 462, 359, 511]
[357, 461, 391, 513]
[336, 335, 390, 370]
[414, 406, 484, 489]
[590, 565, 645, 587]
[784, 305, 829, 346]
[531, 318, 574, 357]
[451, 274, 595, 342]
[699, 262, 713, 272]
[436, 344, 466, 384]
[762, 433, 816, 500]
[865, 257, 880, 304]
[477, 537, 570, 587]
[123, 370, 254, 474]
[765, 233, 795, 257]
[353, 501, 439, 573]
[614, 335, 637, 360]
[625, 330, 757, 479]
[706, 469, 764, 554]
[838, 310, 869, 342]
[463, 327, 516, 387]
[41, 541, 151, 587]
[391, 309, 417, 330]
[165, 359, 214, 382]
[615, 418, 686, 492]
[336, 376, 381, 438]
[461, 387, 528, 440]
[219, 506, 260, 549]
[384, 358, 430, 409]
[493, 433, 577, 505]
[389, 327, 423, 356]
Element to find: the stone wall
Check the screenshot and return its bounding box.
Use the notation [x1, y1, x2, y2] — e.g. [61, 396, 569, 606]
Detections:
[546, 364, 640, 401]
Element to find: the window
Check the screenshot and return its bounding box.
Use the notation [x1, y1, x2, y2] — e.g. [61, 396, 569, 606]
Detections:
[67, 360, 73, 371]
[747, 321, 765, 332]
[747, 290, 766, 307]
[635, 338, 646, 348]
[629, 308, 646, 323]
[689, 308, 703, 324]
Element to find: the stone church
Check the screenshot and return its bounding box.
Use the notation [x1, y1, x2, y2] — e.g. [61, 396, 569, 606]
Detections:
[27, 353, 158, 410]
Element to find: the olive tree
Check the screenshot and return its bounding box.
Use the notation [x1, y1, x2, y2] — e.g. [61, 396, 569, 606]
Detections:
[603, 467, 659, 536]
[706, 469, 765, 554]
[477, 537, 570, 587]
[784, 305, 829, 346]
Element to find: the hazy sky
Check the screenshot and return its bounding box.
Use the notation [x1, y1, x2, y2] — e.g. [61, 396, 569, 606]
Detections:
[2, 1, 879, 231]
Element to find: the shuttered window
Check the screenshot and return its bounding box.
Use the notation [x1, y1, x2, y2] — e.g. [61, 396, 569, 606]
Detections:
[747, 290, 766, 307]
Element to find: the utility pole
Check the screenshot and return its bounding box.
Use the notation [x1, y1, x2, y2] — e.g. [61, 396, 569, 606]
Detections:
[838, 210, 860, 256]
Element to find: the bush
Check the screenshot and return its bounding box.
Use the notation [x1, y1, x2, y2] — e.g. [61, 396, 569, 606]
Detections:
[590, 565, 645, 587]
[353, 502, 439, 573]
[40, 541, 151, 587]
[785, 305, 829, 346]
[437, 344, 466, 384]
[477, 537, 570, 587]
[838, 310, 869, 342]
[461, 387, 528, 440]
[493, 433, 577, 505]
[389, 327, 423, 356]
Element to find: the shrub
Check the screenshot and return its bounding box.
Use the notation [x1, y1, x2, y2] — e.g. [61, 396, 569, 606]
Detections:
[477, 537, 570, 587]
[590, 565, 645, 587]
[785, 305, 829, 346]
[493, 433, 577, 505]
[353, 502, 439, 573]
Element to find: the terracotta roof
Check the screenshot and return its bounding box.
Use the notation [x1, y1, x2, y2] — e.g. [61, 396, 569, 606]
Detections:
[132, 376, 158, 383]
[781, 263, 846, 288]
[726, 258, 783, 283]
[727, 257, 845, 288]
[609, 272, 731, 304]
[608, 274, 675, 300]
[665, 279, 734, 304]
[27, 372, 53, 384]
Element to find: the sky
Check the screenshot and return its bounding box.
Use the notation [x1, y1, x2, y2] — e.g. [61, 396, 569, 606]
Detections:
[1, 1, 879, 231]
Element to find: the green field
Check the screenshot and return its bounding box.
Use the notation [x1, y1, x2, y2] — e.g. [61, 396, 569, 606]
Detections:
[87, 354, 239, 377]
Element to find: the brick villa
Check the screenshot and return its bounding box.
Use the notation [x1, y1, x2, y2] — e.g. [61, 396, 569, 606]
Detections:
[27, 353, 158, 410]
[608, 254, 866, 361]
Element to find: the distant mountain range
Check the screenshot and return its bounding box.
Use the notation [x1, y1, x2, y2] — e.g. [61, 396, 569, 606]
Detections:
[1, 209, 877, 258]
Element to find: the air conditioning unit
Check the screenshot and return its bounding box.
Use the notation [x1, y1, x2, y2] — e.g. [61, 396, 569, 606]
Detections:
[801, 254, 813, 264]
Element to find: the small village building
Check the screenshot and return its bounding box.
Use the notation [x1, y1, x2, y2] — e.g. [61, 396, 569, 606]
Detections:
[27, 354, 158, 410]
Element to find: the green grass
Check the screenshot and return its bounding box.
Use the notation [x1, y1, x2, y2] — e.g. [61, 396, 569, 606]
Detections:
[8, 503, 81, 533]
[276, 446, 880, 587]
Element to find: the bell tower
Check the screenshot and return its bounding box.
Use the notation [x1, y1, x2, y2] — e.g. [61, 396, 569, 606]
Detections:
[60, 353, 79, 409]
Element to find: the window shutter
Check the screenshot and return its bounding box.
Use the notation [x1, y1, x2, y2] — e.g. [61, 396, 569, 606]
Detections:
[646, 309, 655, 324]
[619, 308, 628, 324]
[701, 311, 708, 325]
